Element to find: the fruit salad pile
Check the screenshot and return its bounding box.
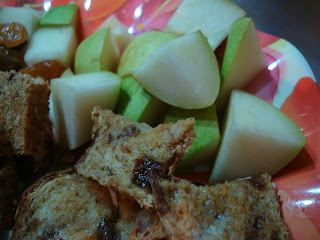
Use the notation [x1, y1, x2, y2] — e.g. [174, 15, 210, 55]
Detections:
[0, 0, 306, 184]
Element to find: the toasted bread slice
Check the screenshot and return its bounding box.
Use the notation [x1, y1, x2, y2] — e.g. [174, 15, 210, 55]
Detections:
[0, 71, 52, 167]
[11, 169, 113, 240]
[76, 107, 195, 208]
[151, 174, 291, 240]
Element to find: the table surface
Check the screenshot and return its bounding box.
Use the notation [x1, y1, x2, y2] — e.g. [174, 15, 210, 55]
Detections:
[233, 0, 320, 85]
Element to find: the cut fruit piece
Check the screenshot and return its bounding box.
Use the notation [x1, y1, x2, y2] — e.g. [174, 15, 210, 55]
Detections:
[117, 31, 179, 77]
[24, 26, 77, 68]
[50, 71, 121, 149]
[165, 0, 246, 50]
[0, 7, 42, 39]
[133, 31, 220, 109]
[97, 15, 134, 53]
[74, 28, 119, 74]
[61, 68, 74, 77]
[39, 4, 79, 28]
[209, 90, 306, 184]
[163, 105, 220, 173]
[216, 17, 267, 111]
[114, 76, 168, 126]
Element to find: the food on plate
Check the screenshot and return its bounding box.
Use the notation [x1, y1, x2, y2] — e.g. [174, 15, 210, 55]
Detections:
[39, 4, 79, 28]
[10, 169, 113, 240]
[50, 71, 121, 149]
[165, 0, 246, 50]
[114, 76, 168, 126]
[209, 90, 306, 184]
[0, 71, 52, 165]
[74, 28, 119, 74]
[163, 105, 220, 173]
[76, 107, 195, 208]
[216, 17, 267, 111]
[133, 30, 220, 109]
[24, 26, 77, 68]
[151, 174, 290, 240]
[97, 15, 134, 53]
[117, 31, 179, 77]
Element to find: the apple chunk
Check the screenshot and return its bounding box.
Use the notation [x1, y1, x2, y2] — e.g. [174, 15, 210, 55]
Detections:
[75, 28, 119, 74]
[133, 31, 220, 109]
[50, 71, 121, 149]
[209, 90, 306, 184]
[165, 0, 246, 50]
[216, 17, 267, 111]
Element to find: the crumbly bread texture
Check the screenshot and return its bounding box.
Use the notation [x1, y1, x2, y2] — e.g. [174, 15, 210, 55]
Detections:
[76, 107, 195, 208]
[11, 169, 113, 240]
[151, 174, 291, 240]
[0, 71, 52, 167]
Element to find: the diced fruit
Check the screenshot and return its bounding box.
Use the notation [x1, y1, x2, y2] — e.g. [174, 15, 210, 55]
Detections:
[216, 17, 267, 111]
[40, 4, 79, 28]
[61, 68, 74, 77]
[209, 90, 306, 184]
[165, 0, 246, 50]
[164, 105, 220, 173]
[117, 31, 179, 77]
[133, 31, 220, 109]
[74, 28, 119, 74]
[24, 26, 77, 68]
[97, 15, 134, 53]
[0, 7, 42, 39]
[50, 71, 121, 149]
[114, 76, 168, 126]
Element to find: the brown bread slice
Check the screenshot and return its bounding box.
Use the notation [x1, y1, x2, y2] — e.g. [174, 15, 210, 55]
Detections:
[11, 169, 113, 240]
[151, 174, 291, 240]
[76, 106, 195, 208]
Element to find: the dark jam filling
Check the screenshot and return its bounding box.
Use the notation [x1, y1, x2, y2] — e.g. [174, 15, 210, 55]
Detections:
[97, 216, 117, 240]
[132, 158, 167, 192]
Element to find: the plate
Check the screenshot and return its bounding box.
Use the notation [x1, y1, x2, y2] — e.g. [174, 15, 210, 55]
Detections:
[4, 0, 320, 239]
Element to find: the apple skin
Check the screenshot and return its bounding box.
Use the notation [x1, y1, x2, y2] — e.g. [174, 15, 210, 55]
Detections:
[216, 17, 267, 112]
[24, 26, 77, 68]
[209, 90, 306, 184]
[74, 28, 120, 74]
[50, 71, 121, 150]
[117, 31, 179, 77]
[133, 30, 220, 109]
[0, 7, 42, 39]
[163, 105, 220, 174]
[114, 76, 168, 126]
[40, 4, 79, 28]
[165, 0, 246, 50]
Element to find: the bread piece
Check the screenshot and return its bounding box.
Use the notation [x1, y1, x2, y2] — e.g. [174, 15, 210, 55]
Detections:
[11, 169, 113, 240]
[76, 107, 195, 208]
[151, 174, 291, 240]
[0, 71, 52, 167]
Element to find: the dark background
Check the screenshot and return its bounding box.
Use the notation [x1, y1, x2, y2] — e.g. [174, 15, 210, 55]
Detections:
[233, 0, 320, 85]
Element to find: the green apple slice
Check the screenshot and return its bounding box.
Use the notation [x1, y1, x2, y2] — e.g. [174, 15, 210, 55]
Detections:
[40, 4, 79, 28]
[164, 105, 220, 173]
[0, 7, 42, 39]
[117, 31, 179, 77]
[209, 90, 306, 184]
[133, 30, 220, 109]
[24, 26, 77, 67]
[165, 0, 246, 50]
[75, 28, 119, 74]
[97, 15, 134, 53]
[114, 76, 168, 126]
[216, 17, 267, 111]
[50, 71, 121, 149]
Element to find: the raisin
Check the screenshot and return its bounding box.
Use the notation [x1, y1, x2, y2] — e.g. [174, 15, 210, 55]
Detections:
[20, 60, 66, 82]
[97, 216, 117, 240]
[0, 23, 28, 48]
[0, 45, 26, 71]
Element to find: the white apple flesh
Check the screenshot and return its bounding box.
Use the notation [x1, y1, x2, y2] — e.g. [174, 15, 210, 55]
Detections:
[209, 90, 306, 184]
[165, 0, 246, 50]
[133, 30, 220, 109]
[50, 71, 121, 150]
[216, 17, 267, 111]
